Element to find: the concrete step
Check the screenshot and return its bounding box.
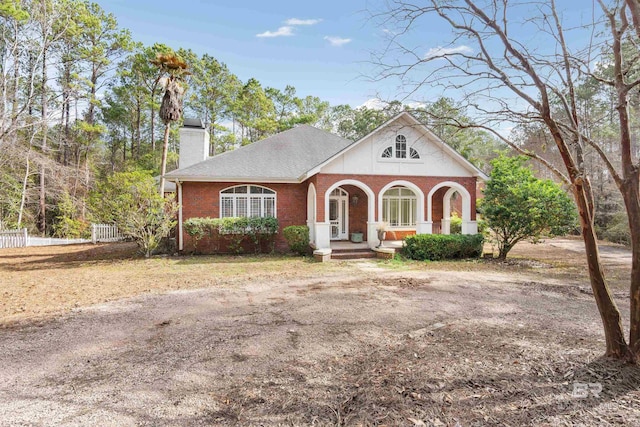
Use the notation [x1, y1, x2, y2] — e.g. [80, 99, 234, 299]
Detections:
[331, 247, 372, 254]
[331, 250, 377, 260]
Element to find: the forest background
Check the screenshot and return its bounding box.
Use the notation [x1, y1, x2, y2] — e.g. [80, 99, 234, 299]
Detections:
[0, 0, 628, 245]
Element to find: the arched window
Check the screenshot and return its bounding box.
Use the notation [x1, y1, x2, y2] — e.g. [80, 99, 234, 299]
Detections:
[395, 134, 407, 158]
[380, 134, 420, 159]
[220, 185, 276, 218]
[382, 186, 417, 227]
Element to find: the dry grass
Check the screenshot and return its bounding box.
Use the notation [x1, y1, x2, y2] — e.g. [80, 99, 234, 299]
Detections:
[0, 238, 633, 325]
[0, 242, 347, 325]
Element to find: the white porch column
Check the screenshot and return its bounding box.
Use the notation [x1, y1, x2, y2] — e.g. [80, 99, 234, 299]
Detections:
[315, 222, 331, 249]
[416, 221, 431, 235]
[442, 218, 451, 235]
[177, 181, 183, 251]
[366, 221, 378, 249]
[307, 219, 316, 245]
[462, 220, 478, 235]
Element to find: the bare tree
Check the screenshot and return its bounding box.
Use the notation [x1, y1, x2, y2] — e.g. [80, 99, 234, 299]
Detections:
[373, 0, 639, 362]
[604, 0, 640, 359]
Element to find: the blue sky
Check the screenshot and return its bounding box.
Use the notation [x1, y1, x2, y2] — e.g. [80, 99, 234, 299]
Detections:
[101, 0, 389, 107]
[100, 0, 599, 110]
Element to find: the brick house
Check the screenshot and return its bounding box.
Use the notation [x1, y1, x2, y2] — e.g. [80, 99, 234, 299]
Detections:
[165, 112, 487, 257]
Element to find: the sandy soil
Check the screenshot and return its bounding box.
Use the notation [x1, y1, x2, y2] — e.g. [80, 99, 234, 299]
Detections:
[0, 240, 638, 426]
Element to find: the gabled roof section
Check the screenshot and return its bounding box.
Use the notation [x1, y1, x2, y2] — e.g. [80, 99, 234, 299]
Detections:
[303, 111, 489, 181]
[165, 125, 354, 182]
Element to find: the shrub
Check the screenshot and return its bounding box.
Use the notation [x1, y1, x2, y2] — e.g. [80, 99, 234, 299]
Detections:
[53, 191, 89, 239]
[89, 171, 177, 257]
[183, 216, 278, 254]
[477, 218, 489, 236]
[600, 212, 631, 246]
[402, 234, 484, 261]
[480, 155, 576, 259]
[450, 213, 462, 234]
[283, 225, 310, 255]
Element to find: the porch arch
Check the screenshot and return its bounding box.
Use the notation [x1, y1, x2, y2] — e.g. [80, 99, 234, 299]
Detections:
[378, 180, 426, 225]
[427, 181, 474, 234]
[324, 180, 375, 223]
[317, 180, 376, 248]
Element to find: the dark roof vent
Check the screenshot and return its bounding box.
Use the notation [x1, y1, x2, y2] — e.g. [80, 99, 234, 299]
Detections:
[183, 118, 205, 129]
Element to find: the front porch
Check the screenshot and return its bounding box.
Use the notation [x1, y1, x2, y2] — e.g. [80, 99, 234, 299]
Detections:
[308, 178, 478, 261]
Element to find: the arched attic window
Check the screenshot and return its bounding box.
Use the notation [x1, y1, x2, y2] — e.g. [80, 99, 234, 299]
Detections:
[220, 185, 276, 218]
[381, 134, 420, 159]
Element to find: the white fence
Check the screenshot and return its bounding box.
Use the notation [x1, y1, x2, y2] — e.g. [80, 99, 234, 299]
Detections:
[91, 223, 124, 243]
[0, 228, 28, 249]
[0, 224, 124, 249]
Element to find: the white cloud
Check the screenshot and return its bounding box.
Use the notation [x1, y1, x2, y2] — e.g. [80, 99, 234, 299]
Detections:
[256, 26, 294, 38]
[405, 101, 426, 109]
[285, 18, 322, 26]
[358, 98, 426, 110]
[424, 45, 472, 59]
[324, 36, 351, 47]
[359, 98, 388, 110]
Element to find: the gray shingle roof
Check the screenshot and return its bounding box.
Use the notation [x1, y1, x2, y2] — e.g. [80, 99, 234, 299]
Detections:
[164, 125, 354, 182]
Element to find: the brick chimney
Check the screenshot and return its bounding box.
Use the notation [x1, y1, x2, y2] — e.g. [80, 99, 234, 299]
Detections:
[179, 118, 209, 169]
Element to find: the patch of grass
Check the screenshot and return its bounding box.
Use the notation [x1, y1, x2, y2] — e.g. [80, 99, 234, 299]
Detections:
[0, 246, 351, 324]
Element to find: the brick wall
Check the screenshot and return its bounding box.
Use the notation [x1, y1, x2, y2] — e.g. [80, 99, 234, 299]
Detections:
[180, 181, 307, 253]
[179, 175, 479, 253]
[341, 184, 368, 241]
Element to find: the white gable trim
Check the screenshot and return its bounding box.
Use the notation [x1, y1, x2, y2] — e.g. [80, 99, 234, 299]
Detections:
[302, 112, 488, 181]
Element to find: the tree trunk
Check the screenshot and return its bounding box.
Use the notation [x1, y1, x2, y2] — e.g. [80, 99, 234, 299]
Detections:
[574, 182, 633, 360]
[135, 100, 141, 159]
[62, 62, 71, 166]
[87, 64, 98, 125]
[39, 44, 47, 236]
[150, 78, 160, 152]
[622, 171, 640, 359]
[18, 147, 31, 228]
[158, 124, 170, 195]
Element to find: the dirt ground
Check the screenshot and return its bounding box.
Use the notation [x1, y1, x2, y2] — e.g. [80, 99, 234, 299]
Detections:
[0, 239, 638, 426]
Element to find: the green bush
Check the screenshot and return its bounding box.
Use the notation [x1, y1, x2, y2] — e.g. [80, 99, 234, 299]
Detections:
[89, 171, 177, 257]
[600, 212, 631, 246]
[183, 216, 278, 253]
[53, 191, 89, 239]
[450, 213, 462, 234]
[402, 234, 484, 261]
[477, 219, 489, 236]
[283, 225, 310, 255]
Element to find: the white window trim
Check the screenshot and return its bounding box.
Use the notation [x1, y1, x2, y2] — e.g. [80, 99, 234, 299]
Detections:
[382, 187, 418, 228]
[219, 185, 277, 218]
[378, 134, 421, 162]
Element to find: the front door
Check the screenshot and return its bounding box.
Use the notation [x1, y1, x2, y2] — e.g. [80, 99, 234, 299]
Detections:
[329, 188, 348, 240]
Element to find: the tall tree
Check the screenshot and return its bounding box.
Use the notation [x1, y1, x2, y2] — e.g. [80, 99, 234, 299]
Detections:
[130, 43, 173, 152]
[375, 0, 640, 362]
[190, 54, 238, 155]
[152, 52, 189, 195]
[233, 78, 276, 144]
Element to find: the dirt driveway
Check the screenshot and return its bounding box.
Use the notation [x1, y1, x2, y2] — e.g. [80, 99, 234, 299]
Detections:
[0, 241, 638, 426]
